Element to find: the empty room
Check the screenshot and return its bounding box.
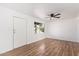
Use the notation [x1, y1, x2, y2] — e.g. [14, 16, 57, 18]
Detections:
[0, 3, 79, 56]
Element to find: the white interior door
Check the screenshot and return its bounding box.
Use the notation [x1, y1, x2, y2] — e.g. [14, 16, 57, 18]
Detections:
[13, 17, 26, 48]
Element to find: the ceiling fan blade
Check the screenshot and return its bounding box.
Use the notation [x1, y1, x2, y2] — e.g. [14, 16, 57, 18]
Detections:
[45, 14, 51, 18]
[45, 17, 49, 18]
[54, 13, 61, 17]
[55, 17, 60, 18]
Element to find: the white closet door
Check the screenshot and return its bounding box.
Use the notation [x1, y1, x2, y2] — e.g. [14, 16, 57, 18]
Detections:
[13, 17, 26, 48]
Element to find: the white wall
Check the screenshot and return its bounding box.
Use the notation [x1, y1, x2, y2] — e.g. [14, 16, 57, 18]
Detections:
[45, 19, 77, 42]
[77, 18, 79, 42]
[0, 6, 46, 54]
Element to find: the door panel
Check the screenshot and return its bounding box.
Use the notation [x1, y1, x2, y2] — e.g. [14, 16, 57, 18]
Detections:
[13, 17, 26, 48]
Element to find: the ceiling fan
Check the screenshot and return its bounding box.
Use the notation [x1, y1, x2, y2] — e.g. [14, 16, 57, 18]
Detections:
[46, 13, 61, 20]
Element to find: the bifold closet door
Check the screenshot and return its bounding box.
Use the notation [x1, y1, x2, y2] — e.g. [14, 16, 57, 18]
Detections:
[13, 17, 26, 48]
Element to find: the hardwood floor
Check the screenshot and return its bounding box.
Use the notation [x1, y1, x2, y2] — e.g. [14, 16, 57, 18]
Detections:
[1, 38, 79, 56]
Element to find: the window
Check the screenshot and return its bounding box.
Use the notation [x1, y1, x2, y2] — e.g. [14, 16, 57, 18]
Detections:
[34, 22, 44, 34]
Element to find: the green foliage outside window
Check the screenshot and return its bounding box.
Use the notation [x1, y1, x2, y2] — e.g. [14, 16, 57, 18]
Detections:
[34, 22, 44, 33]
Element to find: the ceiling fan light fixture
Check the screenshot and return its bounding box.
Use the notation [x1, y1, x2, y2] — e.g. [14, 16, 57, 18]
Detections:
[50, 14, 54, 17]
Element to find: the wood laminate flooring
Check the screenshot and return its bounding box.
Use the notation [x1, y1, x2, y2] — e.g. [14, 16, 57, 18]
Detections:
[1, 38, 79, 56]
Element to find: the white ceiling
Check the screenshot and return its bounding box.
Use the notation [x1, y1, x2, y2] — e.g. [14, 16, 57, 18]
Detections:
[0, 3, 79, 20]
